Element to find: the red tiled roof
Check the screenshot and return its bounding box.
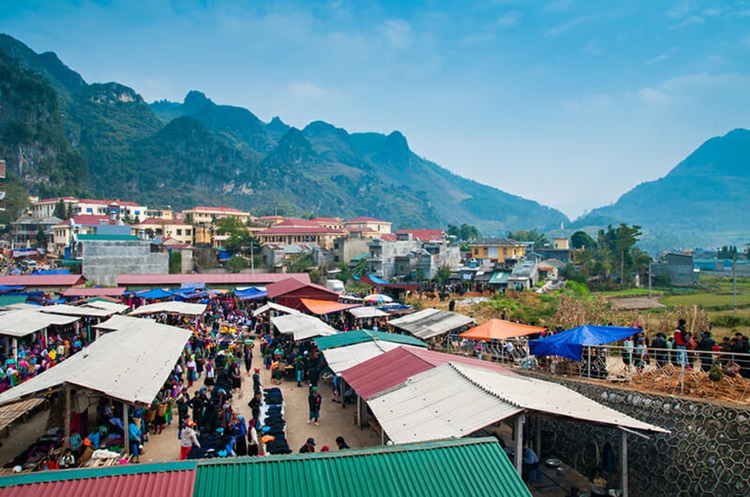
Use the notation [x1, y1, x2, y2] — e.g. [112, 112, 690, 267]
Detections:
[312, 217, 342, 223]
[266, 277, 336, 299]
[76, 199, 109, 205]
[380, 234, 397, 241]
[0, 466, 196, 497]
[63, 287, 126, 297]
[342, 346, 514, 400]
[277, 218, 323, 227]
[257, 225, 345, 235]
[397, 229, 445, 241]
[346, 217, 388, 223]
[53, 215, 113, 228]
[140, 218, 188, 226]
[190, 206, 246, 214]
[115, 273, 310, 287]
[346, 227, 377, 233]
[0, 275, 86, 287]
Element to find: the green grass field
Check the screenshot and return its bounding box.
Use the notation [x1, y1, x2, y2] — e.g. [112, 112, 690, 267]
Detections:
[661, 275, 750, 311]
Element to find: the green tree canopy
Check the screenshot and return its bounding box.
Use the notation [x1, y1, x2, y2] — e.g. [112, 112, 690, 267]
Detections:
[570, 231, 597, 250]
[506, 229, 549, 248]
[35, 226, 47, 249]
[447, 223, 481, 241]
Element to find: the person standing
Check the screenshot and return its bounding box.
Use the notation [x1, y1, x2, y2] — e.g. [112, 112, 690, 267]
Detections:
[697, 331, 716, 372]
[651, 332, 668, 367]
[252, 367, 262, 395]
[179, 421, 201, 460]
[308, 387, 322, 425]
[674, 318, 689, 367]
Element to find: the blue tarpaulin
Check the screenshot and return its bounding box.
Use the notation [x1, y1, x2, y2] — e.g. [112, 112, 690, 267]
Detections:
[234, 287, 268, 301]
[528, 325, 640, 361]
[0, 285, 25, 292]
[137, 288, 175, 300]
[32, 269, 71, 275]
[367, 274, 390, 285]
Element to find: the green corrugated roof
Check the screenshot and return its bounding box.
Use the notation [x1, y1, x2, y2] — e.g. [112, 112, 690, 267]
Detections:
[314, 329, 427, 351]
[0, 295, 29, 307]
[77, 234, 139, 241]
[0, 461, 197, 487]
[489, 272, 510, 284]
[193, 438, 530, 497]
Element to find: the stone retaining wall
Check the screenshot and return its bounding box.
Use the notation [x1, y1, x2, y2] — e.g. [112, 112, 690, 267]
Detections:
[534, 375, 750, 497]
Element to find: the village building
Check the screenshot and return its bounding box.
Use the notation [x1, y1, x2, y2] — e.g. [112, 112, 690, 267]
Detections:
[312, 217, 344, 230]
[30, 196, 77, 218]
[72, 199, 148, 222]
[51, 215, 120, 256]
[11, 215, 62, 250]
[344, 216, 392, 235]
[256, 218, 346, 251]
[133, 218, 193, 246]
[471, 238, 527, 266]
[182, 206, 252, 225]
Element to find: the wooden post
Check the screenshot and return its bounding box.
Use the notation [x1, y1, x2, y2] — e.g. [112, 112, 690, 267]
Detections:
[13, 338, 18, 360]
[64, 385, 71, 446]
[535, 417, 541, 461]
[123, 403, 130, 456]
[515, 414, 524, 476]
[621, 429, 629, 497]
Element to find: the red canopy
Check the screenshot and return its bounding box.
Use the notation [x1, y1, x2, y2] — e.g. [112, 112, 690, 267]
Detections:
[459, 319, 546, 341]
[299, 298, 361, 315]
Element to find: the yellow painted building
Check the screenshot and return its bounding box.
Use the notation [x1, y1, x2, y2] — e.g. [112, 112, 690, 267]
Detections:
[471, 238, 526, 264]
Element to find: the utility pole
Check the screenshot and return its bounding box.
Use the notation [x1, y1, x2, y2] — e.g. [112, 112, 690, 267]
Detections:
[733, 253, 737, 312]
[648, 261, 652, 298]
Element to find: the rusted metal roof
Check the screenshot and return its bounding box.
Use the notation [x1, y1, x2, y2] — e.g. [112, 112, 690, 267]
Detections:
[115, 273, 310, 287]
[0, 275, 86, 287]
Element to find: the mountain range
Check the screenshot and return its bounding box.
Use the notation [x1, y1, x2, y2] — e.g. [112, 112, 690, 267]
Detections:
[0, 33, 748, 252]
[0, 34, 565, 235]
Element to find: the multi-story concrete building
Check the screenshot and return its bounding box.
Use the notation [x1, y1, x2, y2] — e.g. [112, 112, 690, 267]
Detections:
[30, 196, 77, 218]
[72, 199, 149, 222]
[344, 217, 392, 235]
[471, 238, 526, 265]
[134, 218, 193, 245]
[183, 206, 252, 225]
[256, 218, 346, 251]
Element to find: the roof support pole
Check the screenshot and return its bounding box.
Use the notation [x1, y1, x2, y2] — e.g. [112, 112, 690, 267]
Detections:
[621, 429, 628, 497]
[64, 384, 71, 447]
[535, 416, 541, 461]
[123, 402, 130, 456]
[13, 338, 17, 360]
[514, 414, 524, 476]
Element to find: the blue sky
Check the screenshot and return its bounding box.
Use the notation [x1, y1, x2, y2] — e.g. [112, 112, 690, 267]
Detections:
[3, 0, 750, 219]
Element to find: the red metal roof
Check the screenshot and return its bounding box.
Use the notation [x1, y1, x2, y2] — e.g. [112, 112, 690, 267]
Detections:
[346, 216, 388, 223]
[0, 275, 86, 287]
[257, 226, 345, 235]
[342, 346, 514, 400]
[190, 206, 246, 214]
[140, 218, 188, 226]
[380, 234, 397, 241]
[63, 287, 126, 297]
[265, 277, 334, 299]
[397, 229, 445, 241]
[116, 273, 310, 286]
[0, 467, 195, 497]
[54, 215, 112, 228]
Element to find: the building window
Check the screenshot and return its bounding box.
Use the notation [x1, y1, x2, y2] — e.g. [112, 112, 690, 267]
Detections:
[176, 229, 182, 236]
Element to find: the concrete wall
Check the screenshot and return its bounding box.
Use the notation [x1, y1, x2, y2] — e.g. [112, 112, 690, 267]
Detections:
[532, 374, 750, 497]
[82, 240, 168, 286]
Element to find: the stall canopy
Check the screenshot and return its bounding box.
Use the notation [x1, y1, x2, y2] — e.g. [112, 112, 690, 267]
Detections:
[314, 330, 426, 351]
[136, 288, 175, 300]
[528, 325, 640, 361]
[252, 302, 300, 317]
[321, 341, 406, 374]
[299, 298, 361, 316]
[271, 313, 337, 341]
[84, 300, 130, 314]
[460, 319, 546, 341]
[0, 309, 79, 338]
[234, 287, 268, 301]
[368, 362, 667, 445]
[40, 304, 116, 318]
[0, 321, 192, 406]
[93, 314, 143, 331]
[343, 345, 513, 401]
[348, 307, 389, 319]
[128, 301, 207, 317]
[389, 308, 475, 340]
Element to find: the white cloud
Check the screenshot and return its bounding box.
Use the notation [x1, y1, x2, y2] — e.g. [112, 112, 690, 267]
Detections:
[543, 0, 575, 14]
[562, 94, 610, 114]
[644, 52, 672, 66]
[637, 87, 672, 105]
[288, 81, 328, 100]
[671, 15, 705, 29]
[497, 10, 521, 27]
[378, 19, 413, 50]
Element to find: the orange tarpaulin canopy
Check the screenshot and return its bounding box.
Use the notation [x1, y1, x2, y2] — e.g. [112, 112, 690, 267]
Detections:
[459, 319, 546, 341]
[300, 298, 362, 316]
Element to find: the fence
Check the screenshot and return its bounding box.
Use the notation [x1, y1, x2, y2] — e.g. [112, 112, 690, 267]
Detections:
[436, 337, 750, 403]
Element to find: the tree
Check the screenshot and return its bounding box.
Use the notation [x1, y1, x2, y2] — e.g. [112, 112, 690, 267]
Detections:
[215, 217, 259, 256]
[53, 199, 67, 220]
[352, 258, 368, 278]
[168, 250, 182, 274]
[506, 229, 549, 249]
[227, 255, 248, 273]
[447, 223, 481, 241]
[337, 261, 352, 282]
[35, 226, 48, 250]
[570, 231, 597, 250]
[287, 253, 316, 273]
[717, 245, 738, 259]
[435, 264, 452, 285]
[183, 212, 194, 225]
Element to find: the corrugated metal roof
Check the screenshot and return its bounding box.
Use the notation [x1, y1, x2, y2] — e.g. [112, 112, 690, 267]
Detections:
[0, 321, 191, 406]
[63, 287, 126, 297]
[92, 314, 142, 330]
[115, 273, 310, 287]
[314, 330, 426, 351]
[342, 346, 514, 400]
[347, 307, 389, 318]
[452, 363, 668, 433]
[368, 364, 523, 444]
[0, 309, 80, 338]
[40, 304, 116, 318]
[321, 341, 409, 374]
[389, 308, 475, 339]
[299, 298, 361, 315]
[0, 462, 196, 497]
[266, 278, 336, 299]
[0, 275, 86, 287]
[192, 438, 530, 497]
[252, 302, 301, 317]
[271, 313, 338, 341]
[128, 301, 207, 317]
[84, 301, 129, 314]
